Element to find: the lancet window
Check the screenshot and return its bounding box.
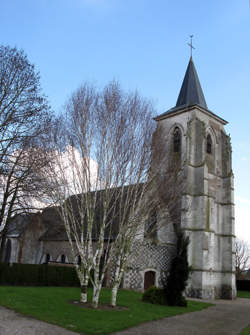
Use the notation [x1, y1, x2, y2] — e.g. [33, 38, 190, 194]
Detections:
[173, 127, 181, 153]
[207, 134, 212, 154]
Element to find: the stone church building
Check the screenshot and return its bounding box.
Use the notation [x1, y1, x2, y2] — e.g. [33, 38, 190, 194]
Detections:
[3, 57, 236, 300]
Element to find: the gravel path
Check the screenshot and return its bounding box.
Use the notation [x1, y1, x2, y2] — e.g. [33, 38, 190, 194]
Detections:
[0, 306, 78, 335]
[1, 298, 250, 335]
[112, 298, 250, 335]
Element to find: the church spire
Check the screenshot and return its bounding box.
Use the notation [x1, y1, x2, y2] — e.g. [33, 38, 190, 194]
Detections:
[175, 57, 208, 110]
[154, 54, 227, 125]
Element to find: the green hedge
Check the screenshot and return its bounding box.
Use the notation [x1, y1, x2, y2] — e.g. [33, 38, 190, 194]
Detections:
[0, 263, 80, 287]
[237, 280, 250, 291]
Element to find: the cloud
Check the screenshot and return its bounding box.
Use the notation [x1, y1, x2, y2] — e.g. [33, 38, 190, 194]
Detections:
[235, 196, 250, 243]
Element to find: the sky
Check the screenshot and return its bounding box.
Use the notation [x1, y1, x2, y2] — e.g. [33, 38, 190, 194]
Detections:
[0, 0, 249, 243]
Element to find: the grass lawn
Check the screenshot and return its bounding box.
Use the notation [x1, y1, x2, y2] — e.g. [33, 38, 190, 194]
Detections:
[238, 291, 250, 299]
[0, 286, 212, 335]
[238, 291, 250, 335]
[241, 327, 250, 335]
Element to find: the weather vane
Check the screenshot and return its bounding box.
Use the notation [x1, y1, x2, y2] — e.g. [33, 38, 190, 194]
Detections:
[188, 35, 195, 57]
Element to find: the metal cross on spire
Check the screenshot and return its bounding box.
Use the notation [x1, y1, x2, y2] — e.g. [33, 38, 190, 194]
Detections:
[188, 35, 195, 58]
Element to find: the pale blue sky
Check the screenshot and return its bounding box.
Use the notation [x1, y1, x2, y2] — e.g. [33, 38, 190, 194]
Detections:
[1, 0, 250, 241]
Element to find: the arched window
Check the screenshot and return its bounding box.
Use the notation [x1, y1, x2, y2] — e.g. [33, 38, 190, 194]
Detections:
[207, 134, 212, 154]
[61, 254, 66, 263]
[173, 127, 181, 153]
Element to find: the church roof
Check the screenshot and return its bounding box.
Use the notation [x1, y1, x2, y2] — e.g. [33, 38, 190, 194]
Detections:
[6, 213, 37, 237]
[175, 56, 207, 110]
[39, 184, 143, 242]
[154, 57, 227, 124]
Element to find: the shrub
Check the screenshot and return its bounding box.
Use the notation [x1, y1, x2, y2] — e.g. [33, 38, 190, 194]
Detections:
[162, 230, 190, 307]
[142, 286, 166, 305]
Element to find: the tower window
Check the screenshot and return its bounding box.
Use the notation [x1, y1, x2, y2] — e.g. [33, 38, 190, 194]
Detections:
[173, 127, 181, 153]
[61, 254, 66, 263]
[207, 134, 212, 154]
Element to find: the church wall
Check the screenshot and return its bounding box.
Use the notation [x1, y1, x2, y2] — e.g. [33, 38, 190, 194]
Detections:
[156, 210, 176, 245]
[10, 238, 19, 263]
[123, 241, 175, 291]
[3, 237, 19, 263]
[154, 105, 236, 299]
[20, 218, 47, 264]
[42, 241, 76, 263]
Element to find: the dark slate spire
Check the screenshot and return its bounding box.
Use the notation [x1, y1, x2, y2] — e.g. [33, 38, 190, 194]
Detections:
[175, 57, 207, 109]
[154, 56, 227, 124]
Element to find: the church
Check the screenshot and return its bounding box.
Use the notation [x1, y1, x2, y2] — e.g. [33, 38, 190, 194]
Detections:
[3, 56, 236, 300]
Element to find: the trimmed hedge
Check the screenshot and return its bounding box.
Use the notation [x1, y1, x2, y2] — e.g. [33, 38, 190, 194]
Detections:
[237, 280, 250, 291]
[0, 263, 80, 286]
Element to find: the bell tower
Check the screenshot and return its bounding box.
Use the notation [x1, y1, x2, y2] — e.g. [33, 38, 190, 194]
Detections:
[154, 57, 236, 299]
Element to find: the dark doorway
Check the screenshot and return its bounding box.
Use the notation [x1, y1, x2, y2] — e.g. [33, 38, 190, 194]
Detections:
[4, 239, 12, 263]
[144, 270, 156, 290]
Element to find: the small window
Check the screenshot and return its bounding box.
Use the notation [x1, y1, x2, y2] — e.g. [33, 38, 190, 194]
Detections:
[207, 134, 212, 154]
[77, 255, 81, 266]
[61, 254, 66, 263]
[173, 127, 181, 153]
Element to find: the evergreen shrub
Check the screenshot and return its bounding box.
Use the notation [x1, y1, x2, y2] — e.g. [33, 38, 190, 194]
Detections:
[162, 230, 190, 307]
[142, 286, 166, 305]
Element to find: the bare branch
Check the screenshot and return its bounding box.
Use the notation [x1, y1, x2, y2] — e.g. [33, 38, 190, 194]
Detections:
[235, 238, 250, 279]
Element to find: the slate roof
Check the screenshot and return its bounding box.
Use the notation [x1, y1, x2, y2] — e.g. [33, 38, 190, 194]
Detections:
[39, 207, 66, 241]
[154, 57, 227, 124]
[6, 214, 36, 237]
[39, 184, 143, 242]
[175, 56, 207, 110]
[6, 186, 140, 242]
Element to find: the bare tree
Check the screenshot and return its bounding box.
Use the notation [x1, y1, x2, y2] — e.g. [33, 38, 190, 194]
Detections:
[46, 81, 156, 307]
[235, 238, 250, 279]
[110, 131, 188, 306]
[0, 45, 52, 261]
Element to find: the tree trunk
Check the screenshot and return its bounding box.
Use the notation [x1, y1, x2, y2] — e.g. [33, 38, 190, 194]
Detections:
[80, 282, 88, 303]
[0, 232, 7, 262]
[111, 283, 119, 307]
[92, 283, 102, 308]
[110, 252, 123, 307]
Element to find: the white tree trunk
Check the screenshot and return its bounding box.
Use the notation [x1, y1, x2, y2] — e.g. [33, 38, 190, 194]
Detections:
[80, 283, 88, 303]
[110, 253, 126, 307]
[92, 283, 102, 308]
[111, 283, 119, 307]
